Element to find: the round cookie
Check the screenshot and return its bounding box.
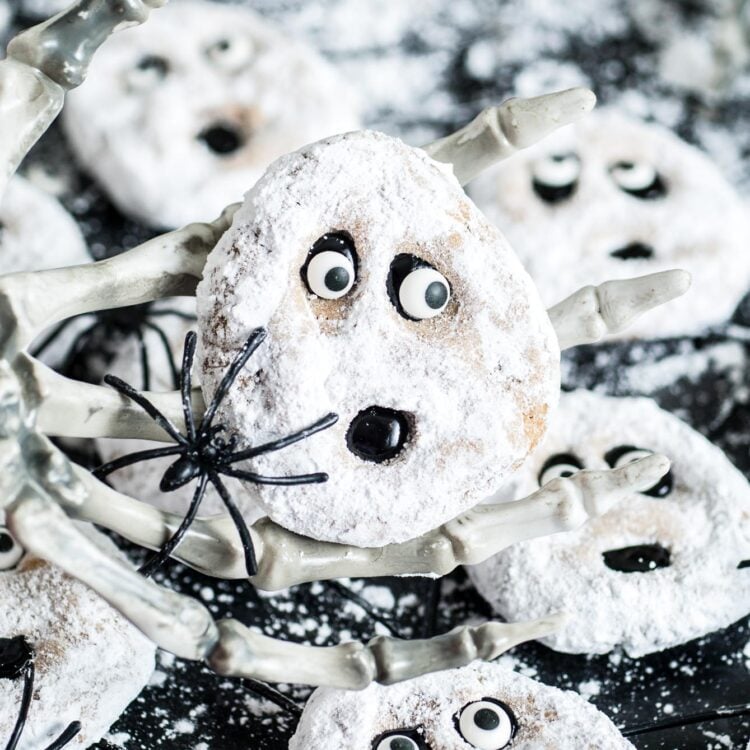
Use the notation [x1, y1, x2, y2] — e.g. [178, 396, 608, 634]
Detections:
[96, 299, 261, 522]
[0, 522, 154, 748]
[196, 129, 560, 548]
[469, 390, 750, 657]
[470, 111, 750, 338]
[63, 0, 361, 229]
[289, 661, 634, 749]
[1, 176, 89, 273]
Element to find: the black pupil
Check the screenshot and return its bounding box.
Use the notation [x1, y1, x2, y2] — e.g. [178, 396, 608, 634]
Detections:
[391, 740, 414, 750]
[137, 55, 168, 77]
[325, 266, 350, 292]
[425, 280, 448, 310]
[474, 707, 500, 730]
[216, 39, 230, 52]
[0, 533, 13, 554]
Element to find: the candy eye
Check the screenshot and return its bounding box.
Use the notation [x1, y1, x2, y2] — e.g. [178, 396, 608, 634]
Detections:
[455, 698, 516, 749]
[609, 161, 666, 200]
[126, 54, 170, 91]
[206, 36, 255, 71]
[387, 254, 451, 321]
[531, 153, 580, 204]
[604, 445, 673, 497]
[302, 232, 357, 300]
[538, 452, 584, 487]
[372, 728, 431, 750]
[0, 527, 23, 571]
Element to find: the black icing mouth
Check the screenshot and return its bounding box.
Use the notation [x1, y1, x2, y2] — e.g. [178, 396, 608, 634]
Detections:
[602, 543, 671, 573]
[609, 242, 655, 260]
[197, 122, 245, 156]
[346, 406, 410, 463]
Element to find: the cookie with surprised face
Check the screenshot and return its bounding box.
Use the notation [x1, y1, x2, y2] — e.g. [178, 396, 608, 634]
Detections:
[289, 662, 634, 749]
[469, 390, 750, 656]
[63, 0, 360, 228]
[470, 111, 750, 337]
[0, 521, 154, 748]
[197, 130, 560, 547]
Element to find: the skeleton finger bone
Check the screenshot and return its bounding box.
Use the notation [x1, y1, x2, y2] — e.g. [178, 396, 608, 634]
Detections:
[207, 613, 565, 689]
[424, 87, 596, 185]
[548, 269, 692, 350]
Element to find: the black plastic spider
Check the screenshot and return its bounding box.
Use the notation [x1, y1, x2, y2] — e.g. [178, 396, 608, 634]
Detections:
[1, 635, 81, 750]
[93, 328, 338, 577]
[31, 301, 195, 390]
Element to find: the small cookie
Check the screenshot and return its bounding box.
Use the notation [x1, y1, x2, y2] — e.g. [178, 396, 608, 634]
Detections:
[63, 0, 361, 228]
[469, 390, 750, 656]
[0, 522, 154, 748]
[470, 111, 750, 337]
[289, 662, 634, 749]
[1, 176, 89, 273]
[196, 129, 560, 548]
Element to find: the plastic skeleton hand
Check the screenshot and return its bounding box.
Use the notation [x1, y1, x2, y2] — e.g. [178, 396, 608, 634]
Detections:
[0, 2, 680, 691]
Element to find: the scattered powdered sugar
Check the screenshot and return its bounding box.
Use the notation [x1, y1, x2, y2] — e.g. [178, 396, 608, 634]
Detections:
[0, 528, 154, 749]
[289, 661, 634, 748]
[197, 129, 559, 546]
[469, 390, 750, 656]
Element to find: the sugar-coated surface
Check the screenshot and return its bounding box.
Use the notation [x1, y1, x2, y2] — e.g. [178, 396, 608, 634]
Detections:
[470, 111, 750, 338]
[63, 0, 361, 229]
[469, 390, 750, 656]
[0, 175, 89, 273]
[197, 129, 560, 546]
[0, 528, 154, 749]
[290, 662, 635, 749]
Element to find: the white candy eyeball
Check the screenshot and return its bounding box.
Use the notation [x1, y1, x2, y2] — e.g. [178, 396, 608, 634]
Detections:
[206, 36, 255, 71]
[126, 54, 170, 92]
[398, 267, 451, 321]
[374, 733, 423, 750]
[456, 699, 515, 749]
[532, 153, 581, 188]
[605, 445, 673, 498]
[607, 446, 652, 468]
[0, 527, 23, 571]
[609, 161, 665, 199]
[538, 452, 584, 486]
[303, 233, 358, 300]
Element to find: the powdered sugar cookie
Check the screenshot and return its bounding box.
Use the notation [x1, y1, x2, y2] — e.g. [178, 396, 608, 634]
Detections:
[0, 522, 154, 748]
[470, 111, 750, 337]
[196, 129, 560, 548]
[63, 0, 361, 229]
[469, 390, 750, 656]
[290, 661, 634, 749]
[1, 176, 88, 274]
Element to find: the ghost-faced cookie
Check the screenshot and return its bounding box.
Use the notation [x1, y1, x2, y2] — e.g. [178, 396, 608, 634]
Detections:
[470, 111, 750, 337]
[1, 176, 88, 274]
[196, 129, 560, 547]
[0, 523, 154, 748]
[469, 389, 750, 656]
[63, 0, 361, 228]
[289, 662, 634, 749]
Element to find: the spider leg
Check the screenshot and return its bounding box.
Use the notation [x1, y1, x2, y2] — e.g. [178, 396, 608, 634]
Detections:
[178, 331, 198, 442]
[209, 471, 258, 576]
[229, 412, 338, 461]
[143, 319, 181, 390]
[93, 445, 184, 479]
[103, 374, 187, 445]
[139, 472, 209, 578]
[326, 580, 402, 638]
[29, 314, 85, 359]
[133, 325, 151, 392]
[44, 721, 82, 750]
[201, 328, 267, 431]
[59, 320, 99, 376]
[242, 679, 302, 717]
[148, 308, 197, 322]
[221, 466, 329, 486]
[5, 661, 33, 750]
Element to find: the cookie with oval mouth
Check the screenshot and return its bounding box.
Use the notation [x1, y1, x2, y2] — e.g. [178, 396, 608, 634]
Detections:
[196, 129, 560, 548]
[0, 521, 154, 748]
[469, 111, 750, 338]
[289, 661, 634, 749]
[1, 176, 89, 274]
[63, 0, 361, 229]
[469, 389, 750, 656]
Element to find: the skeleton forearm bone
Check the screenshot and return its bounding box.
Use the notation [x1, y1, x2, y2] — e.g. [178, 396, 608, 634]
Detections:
[208, 613, 564, 689]
[0, 0, 164, 191]
[424, 88, 596, 185]
[548, 270, 692, 350]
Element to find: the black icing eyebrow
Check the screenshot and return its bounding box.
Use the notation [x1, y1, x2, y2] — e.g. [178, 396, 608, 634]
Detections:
[604, 444, 647, 468]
